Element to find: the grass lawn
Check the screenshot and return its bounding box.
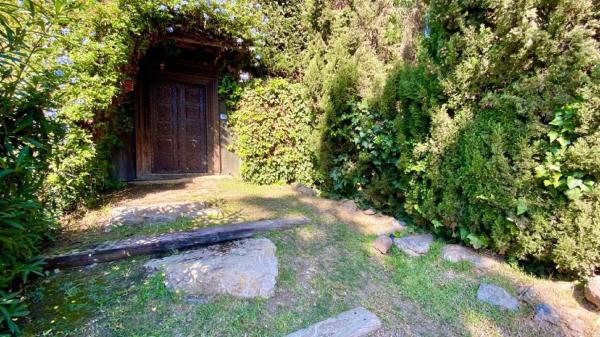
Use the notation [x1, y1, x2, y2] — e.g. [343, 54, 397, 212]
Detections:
[24, 177, 596, 336]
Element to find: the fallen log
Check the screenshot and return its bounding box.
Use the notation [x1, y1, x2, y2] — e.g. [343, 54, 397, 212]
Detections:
[44, 216, 309, 269]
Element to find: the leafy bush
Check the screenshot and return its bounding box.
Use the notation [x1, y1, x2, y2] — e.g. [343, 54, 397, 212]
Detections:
[229, 79, 317, 185]
[0, 1, 66, 334]
[323, 0, 600, 276]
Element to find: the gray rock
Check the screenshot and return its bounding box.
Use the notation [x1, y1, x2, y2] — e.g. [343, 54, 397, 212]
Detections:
[295, 184, 317, 197]
[441, 244, 481, 264]
[340, 200, 359, 213]
[285, 307, 382, 337]
[524, 290, 586, 337]
[441, 244, 495, 269]
[476, 283, 519, 311]
[373, 235, 392, 254]
[185, 296, 208, 305]
[363, 208, 376, 215]
[584, 276, 600, 309]
[107, 202, 220, 227]
[518, 286, 538, 305]
[394, 234, 433, 257]
[144, 238, 277, 298]
[534, 303, 561, 326]
[371, 217, 406, 236]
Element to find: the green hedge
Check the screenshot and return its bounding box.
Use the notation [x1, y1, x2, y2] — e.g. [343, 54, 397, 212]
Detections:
[322, 0, 600, 277]
[229, 79, 317, 185]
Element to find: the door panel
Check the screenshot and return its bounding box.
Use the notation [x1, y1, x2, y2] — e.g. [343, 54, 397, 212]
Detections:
[149, 81, 208, 174]
[150, 82, 178, 173]
[180, 84, 208, 173]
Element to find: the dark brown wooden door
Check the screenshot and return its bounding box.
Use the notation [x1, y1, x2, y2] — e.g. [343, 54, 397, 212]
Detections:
[149, 81, 208, 174]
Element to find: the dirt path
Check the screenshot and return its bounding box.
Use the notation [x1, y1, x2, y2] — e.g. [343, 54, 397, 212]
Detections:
[25, 176, 599, 337]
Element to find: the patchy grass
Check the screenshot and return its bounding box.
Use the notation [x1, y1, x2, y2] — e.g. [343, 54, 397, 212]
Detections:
[25, 177, 596, 336]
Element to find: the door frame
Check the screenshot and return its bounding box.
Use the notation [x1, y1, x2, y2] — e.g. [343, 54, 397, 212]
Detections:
[135, 69, 220, 180]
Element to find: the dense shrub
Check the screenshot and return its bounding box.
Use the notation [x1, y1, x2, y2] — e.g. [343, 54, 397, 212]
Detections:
[320, 66, 404, 209]
[306, 0, 422, 201]
[229, 79, 317, 185]
[303, 0, 420, 113]
[0, 1, 66, 334]
[323, 0, 600, 276]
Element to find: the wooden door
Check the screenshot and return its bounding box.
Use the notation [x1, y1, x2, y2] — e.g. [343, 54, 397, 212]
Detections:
[149, 81, 208, 174]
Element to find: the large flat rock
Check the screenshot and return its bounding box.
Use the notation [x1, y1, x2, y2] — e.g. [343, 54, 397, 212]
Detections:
[144, 238, 277, 298]
[107, 201, 220, 227]
[285, 307, 382, 337]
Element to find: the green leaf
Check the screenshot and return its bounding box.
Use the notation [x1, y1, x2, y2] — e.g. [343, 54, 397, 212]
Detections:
[556, 136, 570, 147]
[565, 188, 582, 200]
[466, 234, 486, 249]
[459, 227, 469, 240]
[548, 131, 559, 143]
[1, 219, 24, 229]
[566, 176, 583, 189]
[534, 166, 547, 178]
[549, 115, 563, 126]
[516, 198, 528, 215]
[0, 168, 15, 179]
[431, 219, 443, 228]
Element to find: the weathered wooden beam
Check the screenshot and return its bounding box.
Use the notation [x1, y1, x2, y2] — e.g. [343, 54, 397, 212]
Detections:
[44, 216, 309, 269]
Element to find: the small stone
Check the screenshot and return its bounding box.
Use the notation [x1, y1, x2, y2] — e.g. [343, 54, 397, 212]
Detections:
[518, 286, 538, 305]
[476, 283, 519, 311]
[534, 303, 561, 326]
[371, 217, 406, 236]
[144, 238, 277, 298]
[389, 218, 406, 232]
[285, 307, 382, 337]
[84, 263, 97, 271]
[561, 313, 586, 337]
[584, 276, 600, 309]
[373, 235, 392, 254]
[295, 184, 317, 197]
[340, 199, 359, 213]
[394, 234, 433, 257]
[363, 208, 376, 215]
[185, 296, 207, 305]
[441, 244, 493, 269]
